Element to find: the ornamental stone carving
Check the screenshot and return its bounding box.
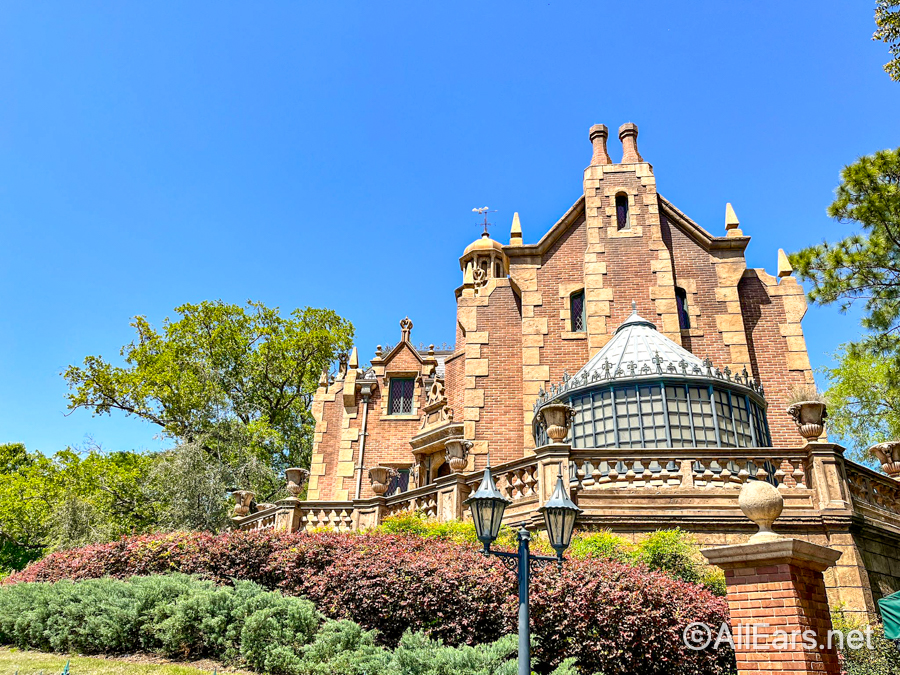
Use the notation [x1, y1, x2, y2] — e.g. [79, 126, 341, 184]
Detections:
[400, 317, 413, 342]
[537, 402, 576, 444]
[870, 441, 900, 479]
[285, 467, 310, 499]
[787, 401, 827, 442]
[444, 438, 473, 473]
[738, 479, 784, 543]
[232, 490, 255, 518]
[368, 466, 396, 496]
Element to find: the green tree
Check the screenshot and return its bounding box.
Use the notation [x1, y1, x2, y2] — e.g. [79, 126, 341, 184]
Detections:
[875, 1, 900, 82]
[822, 346, 900, 463]
[0, 443, 158, 568]
[64, 300, 354, 472]
[790, 149, 900, 449]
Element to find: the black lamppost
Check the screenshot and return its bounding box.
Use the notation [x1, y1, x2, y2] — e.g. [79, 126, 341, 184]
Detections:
[465, 462, 582, 675]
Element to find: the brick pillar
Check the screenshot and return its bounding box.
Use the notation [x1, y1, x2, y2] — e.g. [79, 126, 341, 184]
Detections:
[703, 539, 842, 675]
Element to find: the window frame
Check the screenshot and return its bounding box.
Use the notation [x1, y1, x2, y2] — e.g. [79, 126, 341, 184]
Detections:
[570, 289, 586, 332]
[615, 193, 630, 231]
[675, 286, 691, 329]
[387, 377, 416, 416]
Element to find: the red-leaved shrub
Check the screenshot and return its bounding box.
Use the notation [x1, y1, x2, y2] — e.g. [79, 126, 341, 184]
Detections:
[6, 530, 733, 674]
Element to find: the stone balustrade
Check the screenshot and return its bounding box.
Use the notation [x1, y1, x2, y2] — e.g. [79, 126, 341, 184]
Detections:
[231, 441, 885, 539]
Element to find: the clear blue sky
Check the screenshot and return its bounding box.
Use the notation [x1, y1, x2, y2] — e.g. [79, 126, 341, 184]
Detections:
[1, 1, 898, 454]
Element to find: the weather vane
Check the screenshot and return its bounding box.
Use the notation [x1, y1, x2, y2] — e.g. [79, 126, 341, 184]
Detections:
[472, 206, 497, 237]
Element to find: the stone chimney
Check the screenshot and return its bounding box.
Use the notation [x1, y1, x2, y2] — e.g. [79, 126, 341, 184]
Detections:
[589, 124, 611, 165]
[618, 123, 643, 163]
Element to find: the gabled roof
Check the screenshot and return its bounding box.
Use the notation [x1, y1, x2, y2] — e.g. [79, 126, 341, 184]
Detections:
[502, 193, 750, 257]
[658, 196, 749, 252]
[504, 195, 585, 258]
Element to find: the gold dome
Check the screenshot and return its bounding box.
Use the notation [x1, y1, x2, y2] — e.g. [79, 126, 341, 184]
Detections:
[463, 232, 505, 256]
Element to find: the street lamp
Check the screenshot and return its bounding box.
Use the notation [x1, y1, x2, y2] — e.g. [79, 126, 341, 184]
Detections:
[465, 463, 582, 675]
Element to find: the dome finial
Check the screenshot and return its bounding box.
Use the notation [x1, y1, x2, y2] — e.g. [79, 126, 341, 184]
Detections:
[631, 300, 637, 313]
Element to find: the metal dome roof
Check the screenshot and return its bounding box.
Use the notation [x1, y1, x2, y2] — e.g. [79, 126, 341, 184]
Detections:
[533, 303, 763, 414]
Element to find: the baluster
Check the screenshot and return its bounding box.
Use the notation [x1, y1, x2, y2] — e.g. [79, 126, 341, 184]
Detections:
[753, 458, 769, 483]
[608, 461, 620, 484]
[597, 460, 611, 485]
[791, 462, 806, 489]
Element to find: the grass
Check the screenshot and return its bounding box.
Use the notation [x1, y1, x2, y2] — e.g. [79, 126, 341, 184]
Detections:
[0, 648, 251, 674]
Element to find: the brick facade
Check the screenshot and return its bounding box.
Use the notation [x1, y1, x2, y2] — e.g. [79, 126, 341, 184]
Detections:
[306, 122, 816, 502]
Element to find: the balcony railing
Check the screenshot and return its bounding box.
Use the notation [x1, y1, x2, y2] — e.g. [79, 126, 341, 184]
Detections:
[232, 441, 897, 538]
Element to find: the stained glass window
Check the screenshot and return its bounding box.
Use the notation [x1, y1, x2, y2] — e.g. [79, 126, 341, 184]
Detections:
[389, 378, 415, 415]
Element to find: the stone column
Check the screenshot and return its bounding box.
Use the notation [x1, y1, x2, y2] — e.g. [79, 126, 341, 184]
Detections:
[434, 474, 471, 522]
[703, 539, 842, 675]
[701, 479, 843, 675]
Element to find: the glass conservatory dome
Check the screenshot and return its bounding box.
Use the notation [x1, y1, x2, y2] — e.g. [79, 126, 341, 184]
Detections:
[533, 304, 771, 449]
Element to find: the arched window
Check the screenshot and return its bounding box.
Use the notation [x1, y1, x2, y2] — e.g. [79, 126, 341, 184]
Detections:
[494, 261, 502, 278]
[480, 259, 489, 274]
[675, 287, 690, 329]
[571, 290, 586, 332]
[615, 193, 630, 230]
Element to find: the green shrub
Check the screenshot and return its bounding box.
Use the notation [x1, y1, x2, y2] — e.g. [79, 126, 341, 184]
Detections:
[0, 574, 322, 672]
[375, 511, 518, 549]
[0, 574, 599, 674]
[566, 530, 632, 562]
[631, 528, 726, 595]
[831, 605, 900, 674]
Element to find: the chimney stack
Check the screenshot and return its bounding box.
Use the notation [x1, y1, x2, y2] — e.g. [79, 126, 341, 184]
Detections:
[589, 124, 611, 165]
[618, 123, 643, 163]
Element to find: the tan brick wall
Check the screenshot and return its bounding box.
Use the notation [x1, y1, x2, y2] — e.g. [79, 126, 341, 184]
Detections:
[472, 282, 523, 466]
[739, 269, 814, 447]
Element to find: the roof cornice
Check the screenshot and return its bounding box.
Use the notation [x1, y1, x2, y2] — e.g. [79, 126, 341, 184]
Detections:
[658, 195, 749, 252]
[503, 194, 585, 258]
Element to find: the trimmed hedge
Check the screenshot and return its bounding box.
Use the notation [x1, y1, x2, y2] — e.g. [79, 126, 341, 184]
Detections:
[0, 574, 581, 675]
[6, 529, 733, 674]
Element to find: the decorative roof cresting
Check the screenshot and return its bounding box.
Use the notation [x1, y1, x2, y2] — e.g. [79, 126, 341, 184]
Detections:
[533, 302, 764, 413]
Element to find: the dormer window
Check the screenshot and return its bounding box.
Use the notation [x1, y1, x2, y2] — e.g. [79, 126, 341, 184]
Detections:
[388, 378, 415, 415]
[675, 287, 690, 329]
[571, 290, 586, 332]
[615, 193, 630, 230]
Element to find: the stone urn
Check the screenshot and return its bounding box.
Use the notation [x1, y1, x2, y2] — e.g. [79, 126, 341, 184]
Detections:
[870, 441, 900, 479]
[232, 490, 254, 518]
[444, 438, 472, 474]
[537, 402, 576, 444]
[787, 401, 827, 442]
[285, 467, 310, 499]
[738, 479, 784, 543]
[368, 466, 395, 496]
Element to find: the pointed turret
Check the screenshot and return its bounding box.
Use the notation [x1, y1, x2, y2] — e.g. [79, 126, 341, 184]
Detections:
[510, 212, 522, 246]
[777, 249, 793, 278]
[725, 203, 743, 236]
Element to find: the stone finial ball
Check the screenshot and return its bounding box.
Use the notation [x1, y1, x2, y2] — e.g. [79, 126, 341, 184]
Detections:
[738, 479, 784, 543]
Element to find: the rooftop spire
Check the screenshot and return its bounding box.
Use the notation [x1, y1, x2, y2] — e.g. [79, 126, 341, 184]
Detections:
[510, 212, 522, 246]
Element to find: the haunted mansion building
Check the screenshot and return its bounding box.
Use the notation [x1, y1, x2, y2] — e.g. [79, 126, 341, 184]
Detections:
[235, 123, 900, 621]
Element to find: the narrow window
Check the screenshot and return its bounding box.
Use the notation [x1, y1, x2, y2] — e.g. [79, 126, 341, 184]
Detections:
[571, 290, 586, 332]
[388, 378, 415, 415]
[675, 287, 690, 329]
[494, 262, 502, 278]
[615, 193, 630, 230]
